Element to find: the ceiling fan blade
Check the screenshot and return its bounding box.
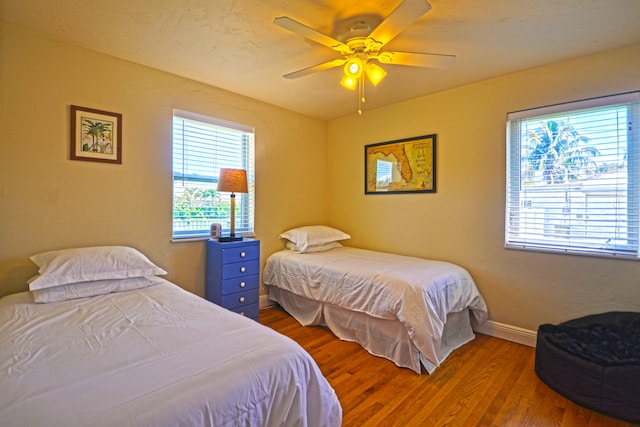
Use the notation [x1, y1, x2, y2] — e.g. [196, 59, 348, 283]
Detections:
[283, 59, 346, 79]
[377, 51, 456, 69]
[367, 0, 432, 48]
[274, 16, 351, 54]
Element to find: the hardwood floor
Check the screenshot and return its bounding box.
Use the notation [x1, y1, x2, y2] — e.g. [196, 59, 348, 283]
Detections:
[260, 306, 637, 427]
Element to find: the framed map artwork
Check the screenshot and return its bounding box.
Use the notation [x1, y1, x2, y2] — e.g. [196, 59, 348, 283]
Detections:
[365, 134, 436, 194]
[70, 105, 122, 164]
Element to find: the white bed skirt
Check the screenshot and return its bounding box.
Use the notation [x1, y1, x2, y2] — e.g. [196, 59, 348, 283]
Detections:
[269, 287, 476, 374]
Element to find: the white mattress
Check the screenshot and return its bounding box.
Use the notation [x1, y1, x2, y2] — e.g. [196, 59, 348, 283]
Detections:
[0, 279, 341, 427]
[263, 247, 488, 372]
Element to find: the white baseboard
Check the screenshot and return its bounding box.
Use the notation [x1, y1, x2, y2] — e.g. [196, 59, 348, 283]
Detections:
[259, 294, 274, 309]
[473, 320, 537, 347]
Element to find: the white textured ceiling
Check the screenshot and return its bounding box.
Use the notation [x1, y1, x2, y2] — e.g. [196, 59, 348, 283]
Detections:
[2, 0, 640, 120]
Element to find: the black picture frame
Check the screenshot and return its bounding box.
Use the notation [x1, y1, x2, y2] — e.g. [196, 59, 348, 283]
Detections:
[365, 134, 436, 194]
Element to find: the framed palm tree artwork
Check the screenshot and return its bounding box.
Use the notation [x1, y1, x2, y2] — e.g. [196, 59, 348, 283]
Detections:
[70, 105, 122, 164]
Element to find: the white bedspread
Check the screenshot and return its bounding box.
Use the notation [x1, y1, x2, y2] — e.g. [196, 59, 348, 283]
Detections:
[263, 247, 488, 370]
[0, 280, 341, 427]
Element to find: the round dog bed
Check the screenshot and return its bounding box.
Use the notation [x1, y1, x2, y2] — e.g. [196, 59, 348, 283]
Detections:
[535, 311, 640, 423]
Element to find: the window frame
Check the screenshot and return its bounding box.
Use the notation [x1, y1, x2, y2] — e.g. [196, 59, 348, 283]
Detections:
[505, 91, 640, 259]
[172, 109, 255, 240]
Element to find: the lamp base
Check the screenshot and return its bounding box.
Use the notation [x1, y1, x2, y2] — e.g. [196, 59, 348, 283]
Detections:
[218, 235, 243, 242]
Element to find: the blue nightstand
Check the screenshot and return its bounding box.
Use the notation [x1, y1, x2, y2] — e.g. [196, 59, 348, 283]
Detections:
[205, 238, 260, 321]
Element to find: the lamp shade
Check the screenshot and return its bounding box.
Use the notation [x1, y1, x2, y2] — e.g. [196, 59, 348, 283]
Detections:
[217, 168, 248, 193]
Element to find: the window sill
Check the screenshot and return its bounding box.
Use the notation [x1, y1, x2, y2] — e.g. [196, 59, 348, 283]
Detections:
[171, 233, 256, 243]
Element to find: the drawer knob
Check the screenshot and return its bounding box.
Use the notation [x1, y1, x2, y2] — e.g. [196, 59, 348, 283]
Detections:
[239, 296, 245, 303]
[240, 281, 246, 288]
[240, 266, 246, 273]
[240, 251, 246, 258]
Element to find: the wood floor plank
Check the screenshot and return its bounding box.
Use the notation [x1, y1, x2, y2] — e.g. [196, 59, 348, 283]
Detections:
[260, 306, 637, 427]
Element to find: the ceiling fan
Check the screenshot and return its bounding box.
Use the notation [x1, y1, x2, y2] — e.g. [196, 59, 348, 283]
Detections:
[274, 0, 456, 113]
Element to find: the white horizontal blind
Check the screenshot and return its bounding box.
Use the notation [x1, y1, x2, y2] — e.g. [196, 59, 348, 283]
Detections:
[172, 109, 255, 239]
[506, 92, 640, 258]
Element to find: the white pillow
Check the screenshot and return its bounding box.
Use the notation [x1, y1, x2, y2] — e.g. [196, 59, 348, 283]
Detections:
[29, 246, 167, 291]
[279, 225, 350, 252]
[286, 241, 343, 253]
[31, 276, 165, 303]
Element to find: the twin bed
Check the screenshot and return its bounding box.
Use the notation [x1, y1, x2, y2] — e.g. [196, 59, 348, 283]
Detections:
[264, 226, 489, 374]
[0, 246, 341, 427]
[1, 228, 488, 425]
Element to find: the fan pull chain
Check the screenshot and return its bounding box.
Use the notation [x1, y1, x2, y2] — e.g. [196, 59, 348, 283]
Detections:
[358, 76, 365, 115]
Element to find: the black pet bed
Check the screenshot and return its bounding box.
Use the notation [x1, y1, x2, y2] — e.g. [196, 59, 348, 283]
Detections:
[535, 311, 640, 423]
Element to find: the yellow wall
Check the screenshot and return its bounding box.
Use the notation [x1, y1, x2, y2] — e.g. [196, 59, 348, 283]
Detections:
[0, 23, 328, 297]
[328, 44, 640, 330]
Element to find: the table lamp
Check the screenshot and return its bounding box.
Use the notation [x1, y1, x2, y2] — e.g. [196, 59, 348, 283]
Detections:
[216, 168, 248, 242]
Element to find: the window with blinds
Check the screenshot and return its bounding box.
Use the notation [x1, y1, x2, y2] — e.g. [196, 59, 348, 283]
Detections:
[172, 109, 255, 239]
[506, 92, 640, 258]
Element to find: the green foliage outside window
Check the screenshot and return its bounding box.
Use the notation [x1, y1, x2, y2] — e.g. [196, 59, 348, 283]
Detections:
[173, 188, 229, 221]
[522, 120, 601, 185]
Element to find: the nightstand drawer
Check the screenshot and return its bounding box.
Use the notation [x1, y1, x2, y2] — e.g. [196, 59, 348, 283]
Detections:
[221, 245, 259, 263]
[221, 259, 260, 279]
[221, 288, 259, 309]
[220, 274, 259, 295]
[228, 302, 259, 320]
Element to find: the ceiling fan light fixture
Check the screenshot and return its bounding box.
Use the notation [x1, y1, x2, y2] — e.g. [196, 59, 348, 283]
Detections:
[365, 62, 387, 86]
[274, 0, 456, 115]
[344, 57, 364, 79]
[340, 74, 358, 90]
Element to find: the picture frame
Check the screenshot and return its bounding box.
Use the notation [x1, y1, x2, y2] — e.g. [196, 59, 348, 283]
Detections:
[70, 105, 122, 164]
[365, 134, 436, 194]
